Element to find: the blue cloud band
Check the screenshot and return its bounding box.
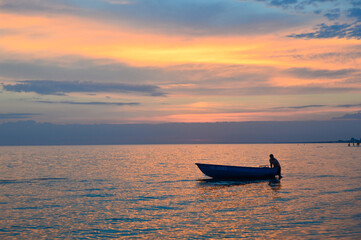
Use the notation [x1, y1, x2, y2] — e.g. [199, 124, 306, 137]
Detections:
[2, 80, 165, 96]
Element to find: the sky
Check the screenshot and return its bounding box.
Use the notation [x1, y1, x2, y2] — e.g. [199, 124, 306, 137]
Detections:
[1, 0, 361, 124]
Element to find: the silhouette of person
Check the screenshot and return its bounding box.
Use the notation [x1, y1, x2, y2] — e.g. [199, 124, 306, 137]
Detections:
[269, 154, 282, 178]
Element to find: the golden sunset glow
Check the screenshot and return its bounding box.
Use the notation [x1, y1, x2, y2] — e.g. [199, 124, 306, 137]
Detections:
[1, 11, 359, 69]
[0, 0, 360, 124]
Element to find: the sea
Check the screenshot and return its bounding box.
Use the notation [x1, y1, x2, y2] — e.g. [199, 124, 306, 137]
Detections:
[0, 143, 360, 239]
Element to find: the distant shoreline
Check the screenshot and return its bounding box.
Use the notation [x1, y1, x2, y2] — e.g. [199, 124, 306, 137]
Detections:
[0, 141, 357, 147]
[1, 120, 360, 146]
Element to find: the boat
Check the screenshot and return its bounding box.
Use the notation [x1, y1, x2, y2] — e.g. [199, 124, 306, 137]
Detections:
[195, 163, 278, 179]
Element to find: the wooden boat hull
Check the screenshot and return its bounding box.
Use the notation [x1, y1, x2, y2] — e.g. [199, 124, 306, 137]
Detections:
[196, 163, 277, 179]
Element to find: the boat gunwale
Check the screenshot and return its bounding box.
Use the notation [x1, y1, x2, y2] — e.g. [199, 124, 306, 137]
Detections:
[195, 163, 272, 170]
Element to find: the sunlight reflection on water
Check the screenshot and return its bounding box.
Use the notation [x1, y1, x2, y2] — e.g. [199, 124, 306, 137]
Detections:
[0, 144, 360, 239]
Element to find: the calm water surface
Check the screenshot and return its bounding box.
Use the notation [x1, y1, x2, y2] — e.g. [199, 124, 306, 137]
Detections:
[0, 144, 360, 239]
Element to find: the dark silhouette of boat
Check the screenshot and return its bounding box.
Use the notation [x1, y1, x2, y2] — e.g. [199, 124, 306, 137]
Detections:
[196, 163, 278, 179]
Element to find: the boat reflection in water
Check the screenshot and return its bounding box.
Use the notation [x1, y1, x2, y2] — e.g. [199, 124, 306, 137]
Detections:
[197, 178, 281, 192]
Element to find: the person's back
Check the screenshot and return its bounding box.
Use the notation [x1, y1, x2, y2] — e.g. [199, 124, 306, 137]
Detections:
[269, 154, 280, 168]
[269, 154, 282, 178]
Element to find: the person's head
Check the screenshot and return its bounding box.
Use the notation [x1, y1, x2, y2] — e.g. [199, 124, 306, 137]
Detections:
[269, 154, 274, 158]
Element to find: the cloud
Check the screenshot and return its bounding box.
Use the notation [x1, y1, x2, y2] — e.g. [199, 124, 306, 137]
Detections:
[275, 103, 361, 109]
[2, 80, 165, 96]
[0, 0, 304, 36]
[1, 0, 358, 39]
[334, 111, 361, 119]
[0, 0, 77, 14]
[255, 0, 340, 10]
[348, 7, 361, 20]
[336, 103, 361, 108]
[288, 23, 361, 39]
[35, 100, 140, 106]
[0, 113, 40, 119]
[285, 104, 327, 109]
[324, 8, 341, 20]
[291, 49, 361, 62]
[172, 84, 360, 96]
[264, 1, 361, 39]
[0, 58, 161, 83]
[285, 67, 357, 79]
[0, 28, 17, 36]
[255, 0, 298, 8]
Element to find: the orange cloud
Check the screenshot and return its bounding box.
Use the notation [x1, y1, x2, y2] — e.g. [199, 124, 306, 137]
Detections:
[127, 105, 361, 123]
[1, 11, 360, 124]
[1, 11, 360, 74]
[0, 13, 294, 68]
